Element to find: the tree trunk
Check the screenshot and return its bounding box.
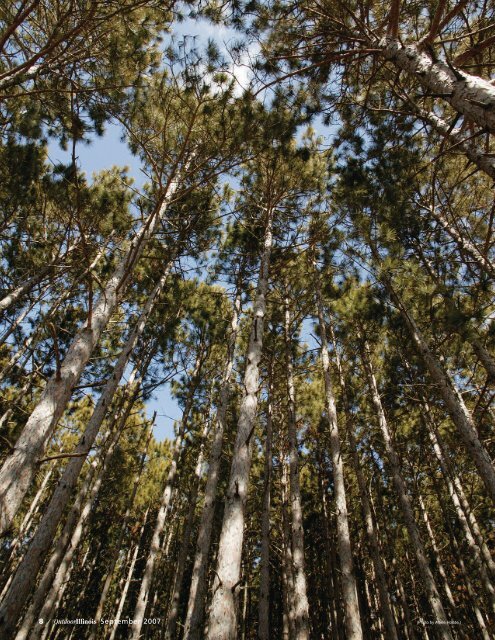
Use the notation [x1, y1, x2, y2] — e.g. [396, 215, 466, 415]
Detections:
[378, 267, 495, 503]
[0, 239, 109, 386]
[164, 418, 210, 640]
[183, 287, 242, 640]
[316, 460, 340, 640]
[14, 396, 131, 640]
[421, 405, 495, 610]
[281, 453, 297, 640]
[108, 511, 148, 640]
[0, 264, 54, 315]
[88, 422, 154, 637]
[469, 335, 495, 382]
[0, 289, 47, 349]
[284, 295, 310, 640]
[433, 478, 492, 639]
[416, 492, 456, 611]
[411, 250, 495, 383]
[0, 348, 152, 636]
[0, 238, 84, 315]
[330, 325, 398, 640]
[131, 351, 202, 640]
[314, 279, 363, 640]
[206, 207, 273, 640]
[422, 203, 495, 280]
[380, 37, 495, 133]
[0, 174, 180, 536]
[39, 551, 74, 640]
[412, 104, 495, 181]
[360, 338, 452, 639]
[258, 367, 273, 640]
[0, 462, 55, 598]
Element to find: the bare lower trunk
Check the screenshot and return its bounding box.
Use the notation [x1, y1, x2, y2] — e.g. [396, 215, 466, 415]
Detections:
[15, 402, 129, 640]
[379, 269, 495, 503]
[455, 544, 491, 639]
[206, 208, 273, 640]
[183, 288, 242, 640]
[315, 280, 363, 640]
[422, 406, 495, 611]
[436, 486, 492, 640]
[0, 350, 152, 635]
[348, 435, 398, 639]
[108, 511, 148, 640]
[361, 339, 452, 639]
[417, 492, 456, 611]
[392, 561, 417, 640]
[0, 176, 180, 536]
[281, 455, 296, 640]
[39, 552, 74, 640]
[329, 326, 398, 640]
[89, 423, 154, 636]
[284, 297, 310, 640]
[164, 419, 210, 640]
[131, 353, 202, 640]
[0, 462, 55, 599]
[316, 460, 339, 640]
[257, 373, 272, 640]
[130, 437, 182, 639]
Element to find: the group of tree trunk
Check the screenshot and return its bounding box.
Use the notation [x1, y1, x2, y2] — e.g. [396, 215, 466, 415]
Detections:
[0, 1, 494, 639]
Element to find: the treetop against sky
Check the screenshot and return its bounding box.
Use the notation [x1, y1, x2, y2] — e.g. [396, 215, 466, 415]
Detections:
[0, 1, 494, 639]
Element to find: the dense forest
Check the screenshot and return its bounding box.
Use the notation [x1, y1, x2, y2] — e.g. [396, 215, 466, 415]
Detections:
[0, 1, 494, 639]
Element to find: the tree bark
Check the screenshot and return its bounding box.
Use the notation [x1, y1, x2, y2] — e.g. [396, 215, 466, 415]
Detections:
[281, 452, 297, 640]
[0, 239, 109, 386]
[14, 394, 131, 640]
[258, 366, 273, 640]
[284, 295, 310, 640]
[206, 207, 273, 640]
[316, 458, 340, 640]
[422, 203, 495, 280]
[0, 239, 83, 315]
[360, 338, 452, 638]
[183, 287, 242, 640]
[412, 105, 495, 181]
[379, 267, 495, 503]
[0, 174, 181, 536]
[0, 345, 153, 636]
[420, 404, 495, 610]
[469, 335, 495, 382]
[0, 462, 55, 599]
[164, 418, 210, 640]
[330, 327, 398, 640]
[416, 492, 456, 612]
[88, 422, 154, 637]
[380, 37, 495, 133]
[314, 278, 363, 640]
[131, 351, 203, 640]
[108, 510, 149, 640]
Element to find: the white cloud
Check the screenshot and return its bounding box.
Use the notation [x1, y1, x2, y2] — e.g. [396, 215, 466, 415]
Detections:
[168, 16, 260, 96]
